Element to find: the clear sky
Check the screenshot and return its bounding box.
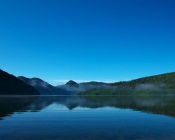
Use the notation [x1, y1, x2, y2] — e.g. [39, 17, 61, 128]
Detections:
[0, 0, 175, 85]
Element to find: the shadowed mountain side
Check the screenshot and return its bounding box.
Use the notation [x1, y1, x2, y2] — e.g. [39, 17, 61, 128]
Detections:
[18, 76, 70, 95]
[0, 69, 39, 95]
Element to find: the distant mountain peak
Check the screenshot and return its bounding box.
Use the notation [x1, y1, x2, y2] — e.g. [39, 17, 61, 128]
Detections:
[31, 77, 43, 81]
[66, 80, 79, 87]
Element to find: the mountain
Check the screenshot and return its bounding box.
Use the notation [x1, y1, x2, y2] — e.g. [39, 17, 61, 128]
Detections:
[18, 76, 70, 95]
[110, 72, 175, 88]
[80, 81, 108, 87]
[57, 80, 111, 94]
[0, 69, 39, 95]
[66, 80, 79, 87]
[79, 72, 175, 95]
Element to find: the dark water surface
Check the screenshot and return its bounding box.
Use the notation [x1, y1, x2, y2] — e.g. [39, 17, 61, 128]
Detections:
[0, 95, 175, 140]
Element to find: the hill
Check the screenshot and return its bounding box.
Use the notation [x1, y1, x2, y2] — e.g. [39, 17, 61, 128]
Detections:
[79, 72, 175, 95]
[110, 72, 175, 88]
[18, 76, 70, 95]
[57, 80, 110, 94]
[66, 80, 79, 87]
[0, 69, 39, 95]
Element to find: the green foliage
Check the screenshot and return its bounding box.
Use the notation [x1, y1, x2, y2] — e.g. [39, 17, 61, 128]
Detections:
[78, 88, 175, 95]
[79, 88, 114, 95]
[79, 72, 175, 95]
[110, 72, 175, 88]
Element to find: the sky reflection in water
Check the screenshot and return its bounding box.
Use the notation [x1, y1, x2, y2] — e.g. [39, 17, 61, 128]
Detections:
[0, 95, 175, 140]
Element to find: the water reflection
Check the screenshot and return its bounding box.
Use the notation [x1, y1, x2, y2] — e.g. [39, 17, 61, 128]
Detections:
[0, 95, 175, 119]
[0, 96, 37, 119]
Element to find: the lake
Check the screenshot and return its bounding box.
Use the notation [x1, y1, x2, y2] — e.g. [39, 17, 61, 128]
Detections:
[0, 95, 175, 140]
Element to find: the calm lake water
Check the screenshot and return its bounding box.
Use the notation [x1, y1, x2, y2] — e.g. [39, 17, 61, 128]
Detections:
[0, 95, 175, 140]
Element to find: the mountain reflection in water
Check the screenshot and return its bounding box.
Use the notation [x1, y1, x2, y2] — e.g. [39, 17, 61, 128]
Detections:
[0, 95, 175, 119]
[1, 95, 175, 140]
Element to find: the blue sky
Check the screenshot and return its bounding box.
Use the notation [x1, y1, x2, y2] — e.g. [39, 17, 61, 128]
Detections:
[0, 0, 175, 85]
